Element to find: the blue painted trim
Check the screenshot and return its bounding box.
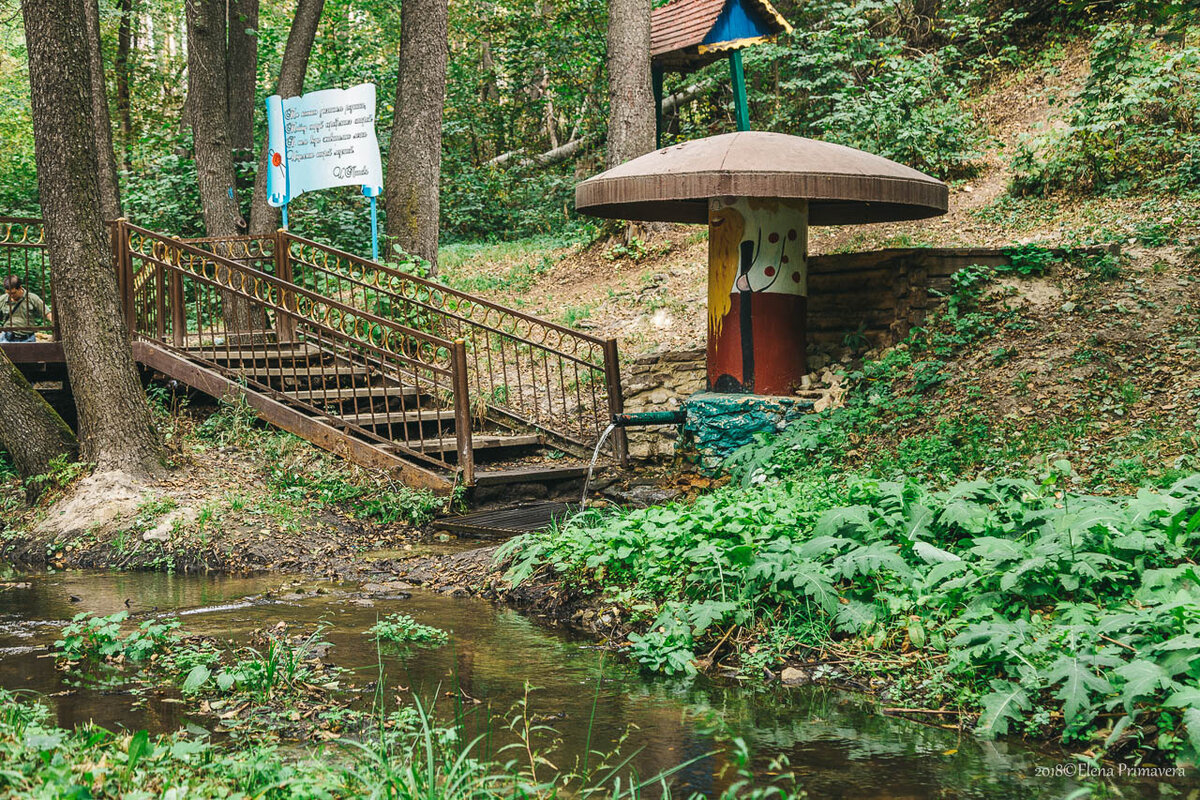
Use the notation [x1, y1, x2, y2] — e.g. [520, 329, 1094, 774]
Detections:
[703, 0, 772, 46]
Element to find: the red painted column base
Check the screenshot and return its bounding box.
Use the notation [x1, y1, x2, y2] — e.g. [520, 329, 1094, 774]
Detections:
[707, 293, 807, 396]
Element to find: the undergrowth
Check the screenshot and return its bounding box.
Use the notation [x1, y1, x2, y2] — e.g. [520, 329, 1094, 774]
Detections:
[502, 254, 1200, 764]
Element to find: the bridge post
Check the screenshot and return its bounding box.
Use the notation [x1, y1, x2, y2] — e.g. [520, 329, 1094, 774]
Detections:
[274, 229, 297, 342]
[451, 338, 475, 486]
[603, 337, 629, 468]
[111, 219, 135, 337]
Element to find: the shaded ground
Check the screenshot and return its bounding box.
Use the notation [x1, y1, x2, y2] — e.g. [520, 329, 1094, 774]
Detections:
[0, 404, 458, 580]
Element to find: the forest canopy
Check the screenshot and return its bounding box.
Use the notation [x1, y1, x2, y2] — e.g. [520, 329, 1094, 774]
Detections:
[0, 0, 1196, 253]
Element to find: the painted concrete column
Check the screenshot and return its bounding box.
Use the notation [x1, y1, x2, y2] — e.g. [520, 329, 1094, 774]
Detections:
[706, 196, 808, 395]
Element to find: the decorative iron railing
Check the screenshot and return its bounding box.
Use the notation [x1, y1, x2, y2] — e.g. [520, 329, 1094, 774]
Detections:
[0, 217, 628, 475]
[117, 221, 476, 481]
[0, 217, 56, 338]
[187, 232, 624, 459]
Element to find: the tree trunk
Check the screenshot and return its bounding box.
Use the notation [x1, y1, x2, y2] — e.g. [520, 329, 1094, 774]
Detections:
[21, 0, 162, 477]
[384, 0, 448, 274]
[184, 0, 242, 238]
[185, 0, 257, 333]
[0, 350, 78, 496]
[248, 0, 325, 236]
[115, 0, 133, 173]
[83, 0, 122, 220]
[604, 0, 654, 168]
[226, 0, 259, 155]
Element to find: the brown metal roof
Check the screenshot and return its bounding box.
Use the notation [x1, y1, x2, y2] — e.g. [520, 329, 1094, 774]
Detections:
[651, 0, 791, 72]
[575, 132, 949, 226]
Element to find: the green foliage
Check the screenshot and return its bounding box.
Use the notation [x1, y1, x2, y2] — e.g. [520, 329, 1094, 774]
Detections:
[999, 244, 1057, 277]
[368, 613, 450, 646]
[24, 454, 89, 499]
[504, 474, 1200, 761]
[54, 612, 182, 664]
[1011, 19, 1200, 197]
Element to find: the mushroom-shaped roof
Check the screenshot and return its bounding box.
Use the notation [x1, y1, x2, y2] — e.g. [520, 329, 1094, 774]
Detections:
[652, 0, 792, 73]
[575, 132, 948, 226]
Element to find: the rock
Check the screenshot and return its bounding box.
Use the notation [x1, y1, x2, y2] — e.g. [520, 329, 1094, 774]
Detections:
[348, 598, 375, 608]
[781, 667, 811, 686]
[362, 581, 414, 594]
[1060, 301, 1077, 313]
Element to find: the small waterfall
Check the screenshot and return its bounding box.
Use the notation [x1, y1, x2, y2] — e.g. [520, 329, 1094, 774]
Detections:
[580, 422, 617, 509]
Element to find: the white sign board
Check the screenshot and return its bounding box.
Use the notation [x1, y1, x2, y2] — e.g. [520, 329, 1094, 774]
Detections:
[265, 83, 383, 207]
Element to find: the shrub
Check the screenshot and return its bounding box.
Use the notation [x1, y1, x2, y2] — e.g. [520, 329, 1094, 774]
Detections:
[1011, 21, 1200, 196]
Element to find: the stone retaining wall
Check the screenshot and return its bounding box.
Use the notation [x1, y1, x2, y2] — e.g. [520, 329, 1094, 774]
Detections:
[621, 347, 706, 461]
[619, 247, 1036, 462]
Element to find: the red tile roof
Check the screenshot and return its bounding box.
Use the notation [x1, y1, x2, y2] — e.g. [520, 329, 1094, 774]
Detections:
[650, 0, 791, 60]
[651, 0, 727, 58]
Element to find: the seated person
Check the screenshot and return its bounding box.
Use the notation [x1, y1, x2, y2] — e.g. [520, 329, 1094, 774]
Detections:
[1, 275, 51, 343]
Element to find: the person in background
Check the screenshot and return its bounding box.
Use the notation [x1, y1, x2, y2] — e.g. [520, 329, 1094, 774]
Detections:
[1, 275, 51, 343]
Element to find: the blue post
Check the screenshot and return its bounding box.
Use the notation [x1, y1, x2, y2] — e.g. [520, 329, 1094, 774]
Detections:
[370, 196, 379, 261]
[281, 204, 289, 230]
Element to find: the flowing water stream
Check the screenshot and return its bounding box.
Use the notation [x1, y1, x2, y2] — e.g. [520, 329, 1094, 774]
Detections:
[0, 570, 1192, 798]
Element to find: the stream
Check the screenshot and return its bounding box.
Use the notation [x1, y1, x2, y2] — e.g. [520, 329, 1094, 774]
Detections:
[0, 570, 1192, 798]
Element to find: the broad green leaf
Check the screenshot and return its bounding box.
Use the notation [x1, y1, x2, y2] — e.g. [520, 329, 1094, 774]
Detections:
[127, 729, 151, 769]
[913, 541, 960, 564]
[1184, 708, 1200, 756]
[976, 681, 1030, 738]
[1115, 659, 1170, 709]
[181, 665, 211, 695]
[1044, 655, 1111, 723]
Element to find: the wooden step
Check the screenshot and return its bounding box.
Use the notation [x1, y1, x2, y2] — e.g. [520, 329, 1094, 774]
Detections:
[327, 409, 456, 427]
[288, 385, 420, 402]
[473, 465, 588, 486]
[385, 433, 541, 455]
[185, 343, 323, 363]
[234, 365, 375, 381]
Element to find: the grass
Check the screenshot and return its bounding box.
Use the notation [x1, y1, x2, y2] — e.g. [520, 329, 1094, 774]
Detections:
[13, 610, 804, 799]
[439, 232, 583, 296]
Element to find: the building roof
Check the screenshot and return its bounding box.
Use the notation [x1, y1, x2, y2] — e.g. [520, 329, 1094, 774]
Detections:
[651, 0, 792, 73]
[575, 132, 949, 226]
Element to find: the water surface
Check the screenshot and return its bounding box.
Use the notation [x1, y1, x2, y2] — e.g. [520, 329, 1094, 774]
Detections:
[0, 571, 1190, 799]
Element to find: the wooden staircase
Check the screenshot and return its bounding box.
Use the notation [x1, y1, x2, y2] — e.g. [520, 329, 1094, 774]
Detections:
[2, 217, 627, 495]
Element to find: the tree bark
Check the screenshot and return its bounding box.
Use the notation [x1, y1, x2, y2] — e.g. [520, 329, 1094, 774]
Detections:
[385, 0, 448, 274]
[0, 350, 78, 496]
[248, 0, 325, 236]
[184, 0, 243, 237]
[226, 0, 259, 154]
[115, 0, 133, 173]
[83, 0, 122, 220]
[21, 0, 162, 477]
[604, 0, 654, 168]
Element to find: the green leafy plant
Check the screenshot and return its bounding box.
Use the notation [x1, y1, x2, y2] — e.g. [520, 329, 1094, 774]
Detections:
[368, 613, 450, 646]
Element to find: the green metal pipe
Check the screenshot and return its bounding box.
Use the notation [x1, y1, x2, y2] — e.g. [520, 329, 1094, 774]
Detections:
[612, 410, 688, 427]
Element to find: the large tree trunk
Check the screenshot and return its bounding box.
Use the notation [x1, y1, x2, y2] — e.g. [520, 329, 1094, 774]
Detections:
[226, 0, 259, 155]
[83, 0, 122, 220]
[21, 0, 162, 477]
[0, 351, 78, 495]
[248, 0, 325, 236]
[115, 0, 133, 173]
[384, 0, 448, 275]
[184, 0, 243, 238]
[604, 0, 654, 168]
[185, 0, 256, 333]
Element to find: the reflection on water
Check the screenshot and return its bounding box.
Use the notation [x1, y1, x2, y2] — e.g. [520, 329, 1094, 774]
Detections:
[0, 571, 1192, 799]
